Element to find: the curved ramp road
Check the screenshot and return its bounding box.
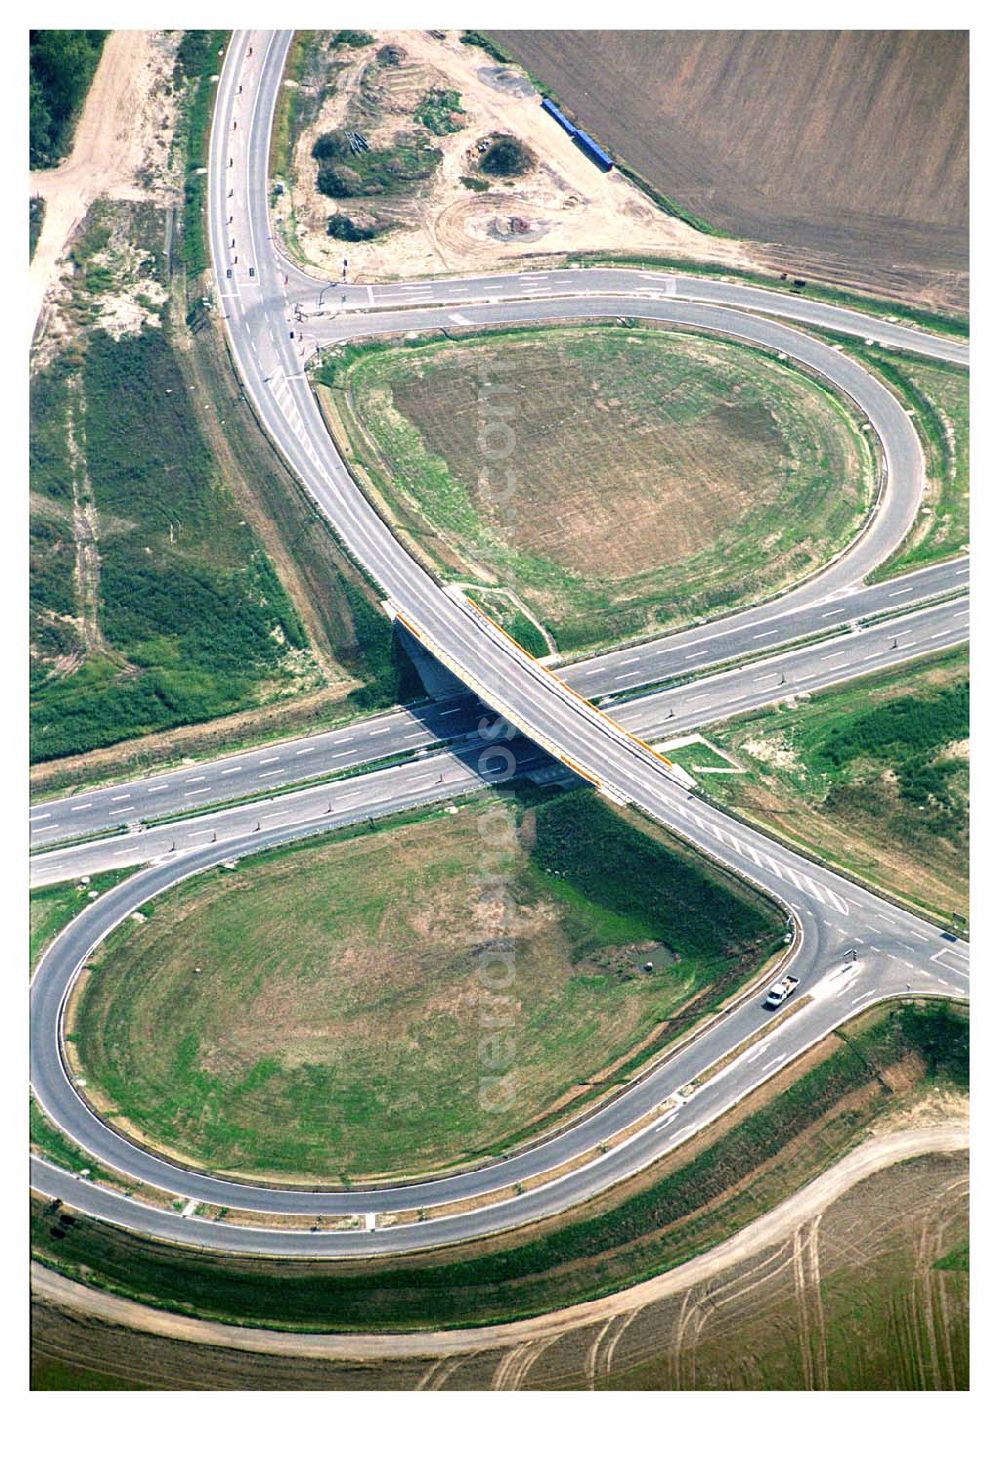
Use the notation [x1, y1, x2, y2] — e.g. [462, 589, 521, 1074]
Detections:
[29, 30, 970, 1257]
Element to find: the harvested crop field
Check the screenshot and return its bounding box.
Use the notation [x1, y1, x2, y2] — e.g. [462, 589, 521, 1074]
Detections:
[31, 1146, 968, 1390]
[325, 326, 874, 653]
[68, 788, 781, 1183]
[32, 1001, 967, 1382]
[494, 30, 969, 309]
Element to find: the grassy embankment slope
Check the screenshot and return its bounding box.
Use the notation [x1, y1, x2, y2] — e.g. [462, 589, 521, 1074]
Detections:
[319, 325, 875, 656]
[32, 999, 967, 1338]
[697, 650, 968, 923]
[67, 786, 783, 1181]
[827, 339, 967, 581]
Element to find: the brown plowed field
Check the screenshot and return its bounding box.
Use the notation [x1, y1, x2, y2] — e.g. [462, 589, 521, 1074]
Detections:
[493, 31, 968, 309]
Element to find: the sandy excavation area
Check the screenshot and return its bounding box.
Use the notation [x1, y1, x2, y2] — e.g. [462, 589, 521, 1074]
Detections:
[276, 30, 758, 283]
[29, 31, 182, 338]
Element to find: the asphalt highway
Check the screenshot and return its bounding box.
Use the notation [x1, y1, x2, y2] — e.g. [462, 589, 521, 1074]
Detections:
[29, 558, 967, 851]
[30, 594, 968, 885]
[28, 30, 971, 1258]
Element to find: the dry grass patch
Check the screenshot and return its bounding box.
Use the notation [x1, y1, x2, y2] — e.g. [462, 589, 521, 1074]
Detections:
[327, 326, 873, 653]
[69, 789, 781, 1182]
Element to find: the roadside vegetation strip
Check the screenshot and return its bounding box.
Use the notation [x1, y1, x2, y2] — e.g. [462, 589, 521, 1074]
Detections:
[698, 649, 969, 924]
[173, 31, 230, 275]
[65, 785, 782, 1185]
[322, 324, 875, 655]
[29, 1141, 968, 1390]
[815, 338, 968, 582]
[30, 868, 143, 969]
[267, 30, 315, 184]
[32, 1001, 967, 1334]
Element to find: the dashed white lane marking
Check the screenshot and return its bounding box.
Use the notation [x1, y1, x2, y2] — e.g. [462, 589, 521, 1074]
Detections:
[186, 787, 211, 797]
[184, 776, 209, 784]
[295, 746, 316, 755]
[33, 824, 58, 832]
[259, 757, 281, 766]
[32, 813, 51, 821]
[221, 765, 243, 774]
[109, 807, 134, 816]
[148, 783, 169, 792]
[70, 804, 92, 812]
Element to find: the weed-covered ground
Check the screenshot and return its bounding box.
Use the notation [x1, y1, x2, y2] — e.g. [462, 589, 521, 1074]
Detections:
[69, 787, 782, 1181]
[321, 325, 874, 654]
[699, 650, 969, 921]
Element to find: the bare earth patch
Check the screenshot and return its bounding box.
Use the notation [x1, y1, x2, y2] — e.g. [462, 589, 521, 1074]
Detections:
[30, 31, 183, 341]
[332, 326, 872, 649]
[277, 29, 757, 283]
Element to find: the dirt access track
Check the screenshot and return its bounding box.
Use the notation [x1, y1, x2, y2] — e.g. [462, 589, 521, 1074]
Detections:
[279, 29, 757, 284]
[29, 31, 176, 335]
[31, 1120, 967, 1376]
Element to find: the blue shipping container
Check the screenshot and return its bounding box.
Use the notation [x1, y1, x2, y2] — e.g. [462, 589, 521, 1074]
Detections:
[540, 96, 576, 136]
[573, 129, 614, 173]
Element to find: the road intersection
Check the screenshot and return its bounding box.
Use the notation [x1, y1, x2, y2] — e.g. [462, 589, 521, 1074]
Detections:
[29, 30, 970, 1257]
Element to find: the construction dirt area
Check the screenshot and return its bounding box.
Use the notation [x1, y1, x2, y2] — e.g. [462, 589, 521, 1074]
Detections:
[29, 32, 185, 341]
[274, 30, 758, 283]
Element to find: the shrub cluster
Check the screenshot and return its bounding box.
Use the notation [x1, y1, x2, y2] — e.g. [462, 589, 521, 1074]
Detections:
[29, 30, 107, 167]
